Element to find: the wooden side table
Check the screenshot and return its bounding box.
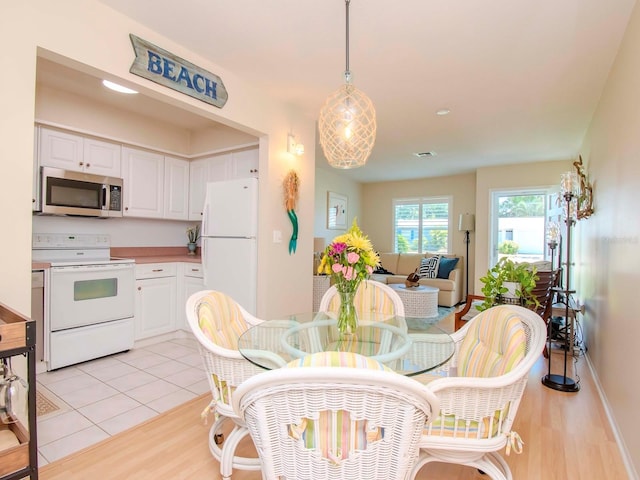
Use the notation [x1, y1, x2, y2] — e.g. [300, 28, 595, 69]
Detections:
[312, 275, 331, 311]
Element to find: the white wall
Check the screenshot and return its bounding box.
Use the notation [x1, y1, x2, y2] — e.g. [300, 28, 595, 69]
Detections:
[474, 160, 571, 294]
[33, 216, 192, 247]
[1, 0, 316, 320]
[578, 1, 640, 475]
[314, 167, 363, 246]
[361, 172, 476, 298]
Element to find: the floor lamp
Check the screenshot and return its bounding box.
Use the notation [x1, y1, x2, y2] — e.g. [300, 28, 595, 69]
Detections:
[542, 173, 580, 393]
[459, 213, 475, 303]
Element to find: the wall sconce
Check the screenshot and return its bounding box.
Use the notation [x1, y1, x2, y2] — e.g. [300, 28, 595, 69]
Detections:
[287, 134, 304, 156]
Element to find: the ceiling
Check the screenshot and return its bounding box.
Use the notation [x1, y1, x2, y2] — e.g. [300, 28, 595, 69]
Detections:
[44, 0, 636, 183]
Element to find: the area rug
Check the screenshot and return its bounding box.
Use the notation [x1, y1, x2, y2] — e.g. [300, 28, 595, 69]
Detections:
[36, 389, 60, 417]
[36, 387, 70, 420]
[406, 306, 455, 332]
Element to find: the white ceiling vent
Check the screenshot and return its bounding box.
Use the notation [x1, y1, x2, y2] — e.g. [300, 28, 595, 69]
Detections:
[413, 151, 437, 158]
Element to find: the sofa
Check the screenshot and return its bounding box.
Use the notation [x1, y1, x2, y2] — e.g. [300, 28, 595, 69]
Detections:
[370, 253, 463, 307]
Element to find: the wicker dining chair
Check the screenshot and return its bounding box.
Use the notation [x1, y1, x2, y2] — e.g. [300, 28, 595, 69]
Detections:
[317, 279, 407, 360]
[318, 279, 406, 318]
[186, 290, 265, 480]
[232, 351, 440, 480]
[410, 305, 547, 480]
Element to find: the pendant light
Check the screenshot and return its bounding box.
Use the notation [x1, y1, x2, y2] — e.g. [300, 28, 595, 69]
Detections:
[318, 0, 376, 169]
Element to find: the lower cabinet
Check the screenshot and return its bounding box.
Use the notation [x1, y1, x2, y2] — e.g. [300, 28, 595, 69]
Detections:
[178, 263, 205, 331]
[134, 262, 204, 340]
[134, 263, 177, 340]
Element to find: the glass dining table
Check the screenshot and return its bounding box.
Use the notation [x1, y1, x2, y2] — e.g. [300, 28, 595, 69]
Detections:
[237, 312, 455, 376]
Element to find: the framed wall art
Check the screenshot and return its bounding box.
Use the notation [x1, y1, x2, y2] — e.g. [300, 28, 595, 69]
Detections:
[327, 191, 348, 229]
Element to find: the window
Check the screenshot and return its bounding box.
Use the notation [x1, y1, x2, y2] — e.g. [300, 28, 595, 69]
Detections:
[393, 196, 452, 253]
[490, 188, 560, 267]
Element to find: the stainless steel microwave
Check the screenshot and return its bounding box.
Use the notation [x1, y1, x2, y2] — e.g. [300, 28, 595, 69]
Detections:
[38, 167, 123, 217]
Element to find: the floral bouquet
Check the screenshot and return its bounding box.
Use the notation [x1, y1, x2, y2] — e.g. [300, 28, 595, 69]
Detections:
[317, 219, 379, 335]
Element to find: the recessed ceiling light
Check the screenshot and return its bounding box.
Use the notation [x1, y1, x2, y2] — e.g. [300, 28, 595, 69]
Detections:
[414, 151, 437, 158]
[102, 79, 138, 94]
[436, 108, 450, 116]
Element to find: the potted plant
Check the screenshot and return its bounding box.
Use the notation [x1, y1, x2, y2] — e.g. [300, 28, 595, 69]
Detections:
[186, 224, 200, 255]
[477, 257, 540, 311]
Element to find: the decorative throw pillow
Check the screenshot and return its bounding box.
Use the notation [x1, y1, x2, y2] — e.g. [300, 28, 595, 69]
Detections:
[418, 256, 440, 279]
[373, 265, 394, 275]
[437, 256, 459, 279]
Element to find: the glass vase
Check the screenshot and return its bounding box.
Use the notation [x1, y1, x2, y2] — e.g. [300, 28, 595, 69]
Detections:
[337, 286, 358, 337]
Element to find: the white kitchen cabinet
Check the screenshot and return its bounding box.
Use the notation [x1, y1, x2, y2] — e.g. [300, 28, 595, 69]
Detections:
[163, 156, 189, 220]
[122, 146, 164, 218]
[83, 137, 122, 177]
[33, 127, 40, 211]
[208, 153, 232, 181]
[39, 127, 83, 171]
[39, 127, 121, 177]
[188, 158, 209, 220]
[134, 263, 177, 340]
[178, 263, 204, 330]
[187, 148, 257, 220]
[229, 148, 259, 179]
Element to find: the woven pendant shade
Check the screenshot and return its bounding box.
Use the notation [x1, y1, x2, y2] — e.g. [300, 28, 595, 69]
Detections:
[318, 0, 376, 169]
[318, 82, 376, 169]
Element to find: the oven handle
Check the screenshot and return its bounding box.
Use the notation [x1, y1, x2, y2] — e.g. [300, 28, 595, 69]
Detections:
[51, 264, 134, 274]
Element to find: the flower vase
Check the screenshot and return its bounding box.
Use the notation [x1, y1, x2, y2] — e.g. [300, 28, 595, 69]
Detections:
[187, 242, 197, 255]
[337, 287, 358, 337]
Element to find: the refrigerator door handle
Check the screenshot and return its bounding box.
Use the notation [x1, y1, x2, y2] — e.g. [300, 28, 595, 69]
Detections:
[202, 239, 209, 287]
[202, 202, 209, 236]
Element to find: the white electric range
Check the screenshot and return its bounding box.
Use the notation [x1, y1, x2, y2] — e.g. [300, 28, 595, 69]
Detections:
[32, 233, 135, 370]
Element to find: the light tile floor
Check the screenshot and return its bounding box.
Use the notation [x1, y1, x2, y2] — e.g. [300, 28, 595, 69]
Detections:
[36, 336, 209, 466]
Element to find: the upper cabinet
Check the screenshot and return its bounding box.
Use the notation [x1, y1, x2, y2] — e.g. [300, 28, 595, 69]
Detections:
[35, 125, 254, 222]
[39, 127, 121, 177]
[122, 147, 189, 220]
[188, 148, 258, 220]
[229, 148, 259, 179]
[122, 147, 165, 218]
[164, 156, 190, 220]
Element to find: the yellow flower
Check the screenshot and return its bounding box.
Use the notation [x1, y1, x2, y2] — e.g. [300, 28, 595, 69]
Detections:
[317, 218, 379, 286]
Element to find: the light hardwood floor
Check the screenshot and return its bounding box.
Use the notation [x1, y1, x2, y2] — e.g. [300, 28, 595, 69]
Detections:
[39, 350, 629, 479]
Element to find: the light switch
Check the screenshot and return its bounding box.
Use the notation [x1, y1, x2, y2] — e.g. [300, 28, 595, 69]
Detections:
[273, 230, 282, 243]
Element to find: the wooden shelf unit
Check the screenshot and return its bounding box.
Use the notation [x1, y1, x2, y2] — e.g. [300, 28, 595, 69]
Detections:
[0, 302, 38, 480]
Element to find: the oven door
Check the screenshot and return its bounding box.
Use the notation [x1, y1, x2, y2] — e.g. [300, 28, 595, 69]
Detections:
[49, 263, 135, 331]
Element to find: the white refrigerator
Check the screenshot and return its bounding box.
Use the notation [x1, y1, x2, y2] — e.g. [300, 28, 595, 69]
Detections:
[201, 177, 258, 314]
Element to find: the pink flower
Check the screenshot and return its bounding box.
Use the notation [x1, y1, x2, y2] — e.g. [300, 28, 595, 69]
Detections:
[332, 263, 343, 274]
[329, 242, 347, 255]
[366, 265, 373, 274]
[343, 265, 355, 280]
[346, 252, 360, 264]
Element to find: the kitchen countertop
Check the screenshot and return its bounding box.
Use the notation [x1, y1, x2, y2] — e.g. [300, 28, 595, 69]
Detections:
[112, 246, 202, 264]
[31, 246, 202, 270]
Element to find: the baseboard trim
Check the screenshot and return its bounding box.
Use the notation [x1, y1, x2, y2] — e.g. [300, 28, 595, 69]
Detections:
[584, 352, 639, 480]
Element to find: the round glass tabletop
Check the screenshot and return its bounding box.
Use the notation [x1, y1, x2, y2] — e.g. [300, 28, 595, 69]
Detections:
[238, 312, 455, 376]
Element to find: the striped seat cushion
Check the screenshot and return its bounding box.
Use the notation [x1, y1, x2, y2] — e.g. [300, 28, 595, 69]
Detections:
[197, 291, 248, 350]
[285, 352, 390, 463]
[424, 411, 504, 438]
[457, 306, 526, 377]
[425, 306, 525, 438]
[197, 292, 250, 405]
[326, 282, 397, 316]
[286, 350, 392, 370]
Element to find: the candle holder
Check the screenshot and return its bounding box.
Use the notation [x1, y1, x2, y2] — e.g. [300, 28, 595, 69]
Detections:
[542, 182, 579, 393]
